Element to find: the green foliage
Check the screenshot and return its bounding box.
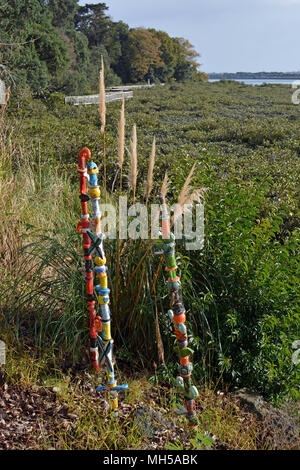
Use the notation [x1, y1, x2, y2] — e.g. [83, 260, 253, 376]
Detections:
[120, 28, 164, 83]
[75, 3, 110, 48]
[2, 235, 86, 358]
[166, 430, 215, 450]
[188, 178, 300, 401]
[0, 0, 70, 91]
[47, 0, 78, 29]
[1, 1, 203, 94]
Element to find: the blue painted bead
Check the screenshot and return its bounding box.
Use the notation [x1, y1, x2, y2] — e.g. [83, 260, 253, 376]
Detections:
[100, 305, 110, 319]
[89, 174, 98, 186]
[95, 286, 110, 296]
[95, 266, 107, 274]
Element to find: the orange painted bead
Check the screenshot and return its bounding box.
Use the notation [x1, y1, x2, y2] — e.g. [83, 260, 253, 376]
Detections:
[173, 313, 186, 324]
[180, 356, 190, 366]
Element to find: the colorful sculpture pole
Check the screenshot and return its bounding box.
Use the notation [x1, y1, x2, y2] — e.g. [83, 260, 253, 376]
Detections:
[77, 148, 127, 417]
[156, 192, 200, 428]
[77, 147, 100, 374]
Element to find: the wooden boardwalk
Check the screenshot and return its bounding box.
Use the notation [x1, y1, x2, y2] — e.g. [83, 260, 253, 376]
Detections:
[106, 84, 156, 92]
[65, 90, 133, 106]
[65, 83, 161, 106]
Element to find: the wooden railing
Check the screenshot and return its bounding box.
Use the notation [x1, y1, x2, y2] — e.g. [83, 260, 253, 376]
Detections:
[64, 83, 162, 106]
[65, 91, 133, 106]
[106, 84, 156, 91]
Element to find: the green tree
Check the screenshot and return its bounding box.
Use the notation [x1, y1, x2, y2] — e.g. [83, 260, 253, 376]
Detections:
[122, 28, 163, 83]
[45, 0, 79, 29]
[175, 37, 200, 68]
[145, 30, 202, 83]
[74, 3, 123, 87]
[173, 37, 200, 81]
[0, 0, 70, 92]
[75, 3, 110, 47]
[0, 1, 204, 92]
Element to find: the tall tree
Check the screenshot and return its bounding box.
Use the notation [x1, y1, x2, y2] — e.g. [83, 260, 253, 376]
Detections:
[173, 37, 201, 82]
[0, 0, 70, 91]
[175, 37, 200, 68]
[0, 1, 204, 92]
[122, 28, 163, 83]
[149, 30, 181, 82]
[45, 0, 79, 29]
[74, 3, 122, 87]
[75, 3, 110, 47]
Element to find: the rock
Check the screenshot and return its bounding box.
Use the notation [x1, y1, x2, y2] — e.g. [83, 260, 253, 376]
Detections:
[233, 387, 268, 419]
[134, 407, 175, 438]
[233, 388, 299, 449]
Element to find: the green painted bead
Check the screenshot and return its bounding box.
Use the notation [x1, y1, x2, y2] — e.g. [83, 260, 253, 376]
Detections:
[166, 254, 176, 267]
[175, 376, 184, 391]
[178, 347, 194, 358]
[187, 385, 199, 400]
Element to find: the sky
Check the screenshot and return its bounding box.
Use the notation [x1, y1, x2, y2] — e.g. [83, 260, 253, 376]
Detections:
[78, 0, 300, 73]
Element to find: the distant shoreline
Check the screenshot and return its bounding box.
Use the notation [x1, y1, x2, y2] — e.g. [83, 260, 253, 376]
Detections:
[209, 72, 300, 80]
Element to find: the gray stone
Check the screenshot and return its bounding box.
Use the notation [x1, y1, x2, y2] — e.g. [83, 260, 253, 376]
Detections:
[233, 387, 268, 419]
[134, 406, 175, 438]
[233, 387, 299, 448]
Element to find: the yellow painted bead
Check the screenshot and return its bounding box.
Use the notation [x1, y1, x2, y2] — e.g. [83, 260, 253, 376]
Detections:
[89, 187, 101, 199]
[87, 168, 99, 175]
[111, 398, 118, 411]
[95, 257, 106, 266]
[102, 323, 111, 340]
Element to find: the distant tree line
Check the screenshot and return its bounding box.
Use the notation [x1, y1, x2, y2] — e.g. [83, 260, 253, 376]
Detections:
[209, 72, 300, 80]
[0, 0, 208, 94]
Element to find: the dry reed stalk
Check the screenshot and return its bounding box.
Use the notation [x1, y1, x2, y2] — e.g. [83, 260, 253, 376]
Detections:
[116, 93, 125, 315]
[160, 171, 168, 200]
[178, 163, 196, 207]
[155, 301, 165, 365]
[118, 92, 125, 191]
[99, 56, 107, 202]
[172, 164, 206, 227]
[129, 124, 138, 203]
[145, 137, 156, 205]
[99, 56, 106, 134]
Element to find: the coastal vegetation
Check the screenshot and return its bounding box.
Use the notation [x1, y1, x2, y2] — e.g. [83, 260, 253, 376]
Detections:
[1, 81, 299, 420]
[0, 0, 299, 452]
